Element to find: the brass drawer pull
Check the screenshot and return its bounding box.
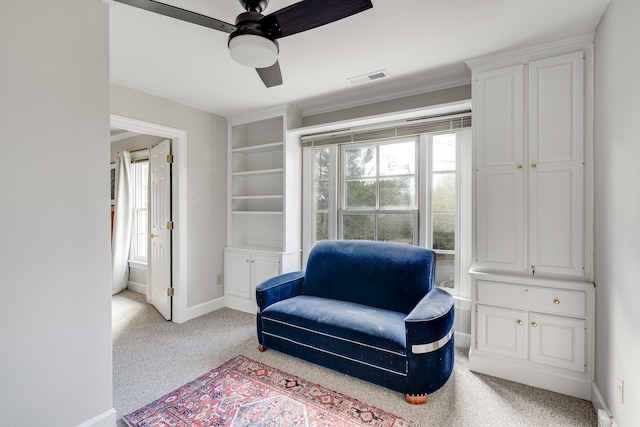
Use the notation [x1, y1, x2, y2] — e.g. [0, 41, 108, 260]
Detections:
[517, 320, 523, 325]
[531, 322, 538, 328]
[554, 299, 560, 305]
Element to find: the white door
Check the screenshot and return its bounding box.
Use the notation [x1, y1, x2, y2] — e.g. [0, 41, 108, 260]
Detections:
[474, 65, 525, 272]
[224, 249, 252, 299]
[149, 139, 172, 320]
[528, 52, 585, 277]
[529, 312, 586, 372]
[476, 304, 526, 359]
[250, 254, 281, 302]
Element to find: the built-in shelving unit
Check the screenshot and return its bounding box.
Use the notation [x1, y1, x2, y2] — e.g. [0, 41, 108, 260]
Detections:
[225, 106, 302, 313]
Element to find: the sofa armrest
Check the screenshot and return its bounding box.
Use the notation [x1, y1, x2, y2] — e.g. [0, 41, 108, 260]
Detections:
[404, 287, 455, 350]
[255, 270, 305, 312]
[404, 287, 455, 396]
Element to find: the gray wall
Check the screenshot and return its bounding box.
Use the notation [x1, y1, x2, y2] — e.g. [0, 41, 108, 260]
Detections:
[593, 0, 640, 424]
[0, 1, 113, 426]
[110, 84, 229, 311]
[302, 85, 471, 127]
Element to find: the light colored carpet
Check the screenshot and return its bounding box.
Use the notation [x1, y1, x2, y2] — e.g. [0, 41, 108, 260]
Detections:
[113, 290, 597, 427]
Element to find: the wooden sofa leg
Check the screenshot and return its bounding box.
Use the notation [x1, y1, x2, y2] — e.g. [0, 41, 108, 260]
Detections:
[258, 344, 266, 352]
[406, 394, 427, 404]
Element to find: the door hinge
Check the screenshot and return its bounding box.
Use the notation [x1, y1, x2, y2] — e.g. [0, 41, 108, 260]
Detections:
[167, 287, 174, 297]
[166, 154, 174, 164]
[167, 221, 174, 230]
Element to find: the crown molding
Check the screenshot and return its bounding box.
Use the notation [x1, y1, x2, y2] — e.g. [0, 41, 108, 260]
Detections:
[465, 33, 594, 71]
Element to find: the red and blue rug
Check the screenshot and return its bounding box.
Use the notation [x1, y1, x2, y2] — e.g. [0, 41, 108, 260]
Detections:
[123, 355, 415, 426]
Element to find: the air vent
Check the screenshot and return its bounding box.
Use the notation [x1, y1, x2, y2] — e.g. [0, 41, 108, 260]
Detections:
[348, 69, 390, 85]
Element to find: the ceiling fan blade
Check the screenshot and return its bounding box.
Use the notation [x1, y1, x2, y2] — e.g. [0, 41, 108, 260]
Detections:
[113, 0, 236, 33]
[260, 0, 373, 39]
[256, 62, 283, 87]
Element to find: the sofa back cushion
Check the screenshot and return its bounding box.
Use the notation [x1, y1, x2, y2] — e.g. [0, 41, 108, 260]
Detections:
[302, 240, 436, 314]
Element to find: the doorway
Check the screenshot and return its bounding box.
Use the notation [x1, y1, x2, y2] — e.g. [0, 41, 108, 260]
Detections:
[110, 114, 189, 323]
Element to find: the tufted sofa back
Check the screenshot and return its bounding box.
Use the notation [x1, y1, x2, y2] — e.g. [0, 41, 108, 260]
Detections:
[302, 240, 436, 314]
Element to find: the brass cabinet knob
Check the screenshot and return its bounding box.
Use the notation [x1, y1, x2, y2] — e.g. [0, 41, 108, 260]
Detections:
[517, 164, 523, 170]
[554, 299, 560, 305]
[531, 322, 538, 328]
[531, 163, 537, 169]
[517, 319, 523, 325]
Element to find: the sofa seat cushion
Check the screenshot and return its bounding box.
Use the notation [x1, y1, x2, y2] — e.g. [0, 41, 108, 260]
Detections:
[260, 295, 407, 373]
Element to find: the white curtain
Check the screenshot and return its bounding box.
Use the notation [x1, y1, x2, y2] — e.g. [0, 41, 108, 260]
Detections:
[111, 151, 132, 295]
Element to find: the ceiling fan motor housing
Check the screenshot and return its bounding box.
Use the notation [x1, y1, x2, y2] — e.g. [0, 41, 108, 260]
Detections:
[228, 11, 279, 68]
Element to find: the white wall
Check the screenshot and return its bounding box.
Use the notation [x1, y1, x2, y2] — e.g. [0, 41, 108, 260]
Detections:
[0, 1, 114, 426]
[593, 0, 640, 425]
[110, 84, 228, 312]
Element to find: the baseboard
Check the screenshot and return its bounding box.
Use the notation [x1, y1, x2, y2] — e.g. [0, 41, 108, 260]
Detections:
[185, 296, 226, 321]
[75, 408, 116, 427]
[224, 295, 259, 315]
[454, 331, 471, 349]
[127, 281, 146, 295]
[591, 382, 617, 426]
[469, 350, 592, 400]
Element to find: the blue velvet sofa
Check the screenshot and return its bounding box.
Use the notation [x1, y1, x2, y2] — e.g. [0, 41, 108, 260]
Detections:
[256, 240, 455, 404]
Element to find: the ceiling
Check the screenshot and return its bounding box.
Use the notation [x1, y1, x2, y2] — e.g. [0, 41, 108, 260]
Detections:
[109, 0, 611, 119]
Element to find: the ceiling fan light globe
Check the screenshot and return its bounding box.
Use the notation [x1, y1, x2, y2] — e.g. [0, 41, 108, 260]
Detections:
[229, 34, 278, 68]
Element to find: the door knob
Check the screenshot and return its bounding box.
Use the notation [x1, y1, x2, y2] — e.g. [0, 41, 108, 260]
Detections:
[150, 233, 156, 239]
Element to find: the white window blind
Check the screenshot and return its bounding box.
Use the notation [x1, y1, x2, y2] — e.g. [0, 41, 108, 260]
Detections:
[300, 112, 471, 148]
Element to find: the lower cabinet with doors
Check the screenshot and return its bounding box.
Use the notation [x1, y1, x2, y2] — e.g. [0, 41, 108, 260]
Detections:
[224, 247, 300, 314]
[469, 272, 594, 399]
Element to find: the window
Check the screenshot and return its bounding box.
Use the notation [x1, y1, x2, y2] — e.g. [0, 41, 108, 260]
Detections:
[302, 116, 471, 297]
[429, 133, 458, 289]
[341, 138, 418, 244]
[130, 160, 149, 262]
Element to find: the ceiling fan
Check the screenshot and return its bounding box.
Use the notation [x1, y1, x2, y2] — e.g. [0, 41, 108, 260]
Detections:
[113, 0, 374, 88]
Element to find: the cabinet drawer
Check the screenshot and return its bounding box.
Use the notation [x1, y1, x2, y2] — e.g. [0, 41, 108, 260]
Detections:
[477, 280, 586, 317]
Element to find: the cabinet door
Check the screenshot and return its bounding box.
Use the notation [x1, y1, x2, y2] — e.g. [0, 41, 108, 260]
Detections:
[250, 254, 281, 301]
[477, 305, 526, 359]
[529, 312, 585, 372]
[224, 250, 251, 298]
[475, 65, 525, 272]
[528, 52, 585, 277]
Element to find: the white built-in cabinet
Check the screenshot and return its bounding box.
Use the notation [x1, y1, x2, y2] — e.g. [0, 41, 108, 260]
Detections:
[474, 51, 585, 278]
[224, 106, 302, 313]
[471, 273, 594, 398]
[467, 40, 595, 400]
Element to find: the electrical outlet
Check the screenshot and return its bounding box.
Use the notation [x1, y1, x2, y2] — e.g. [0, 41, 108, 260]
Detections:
[216, 274, 223, 285]
[616, 377, 624, 404]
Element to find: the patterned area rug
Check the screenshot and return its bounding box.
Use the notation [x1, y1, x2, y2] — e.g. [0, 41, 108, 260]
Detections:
[123, 355, 415, 427]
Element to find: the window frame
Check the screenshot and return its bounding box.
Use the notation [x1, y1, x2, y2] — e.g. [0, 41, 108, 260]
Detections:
[339, 137, 419, 245]
[129, 158, 149, 263]
[301, 117, 472, 299]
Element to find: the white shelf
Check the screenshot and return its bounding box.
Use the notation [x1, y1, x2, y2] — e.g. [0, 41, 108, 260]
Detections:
[231, 168, 283, 177]
[232, 141, 283, 154]
[231, 211, 283, 215]
[232, 195, 283, 200]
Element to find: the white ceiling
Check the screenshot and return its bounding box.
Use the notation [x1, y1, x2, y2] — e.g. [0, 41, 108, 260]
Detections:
[109, 0, 611, 119]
